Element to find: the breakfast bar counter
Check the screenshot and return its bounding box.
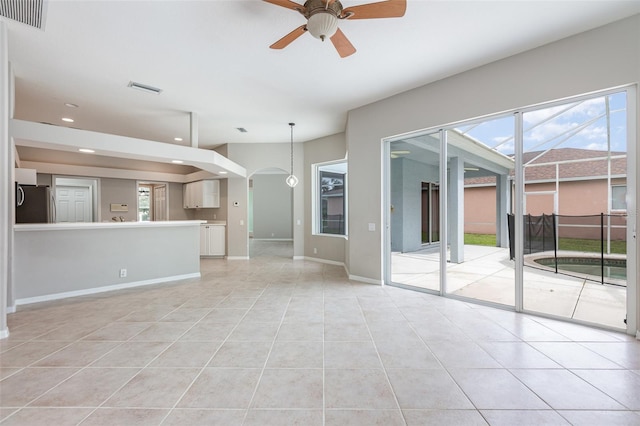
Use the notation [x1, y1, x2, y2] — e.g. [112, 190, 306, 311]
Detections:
[13, 220, 204, 305]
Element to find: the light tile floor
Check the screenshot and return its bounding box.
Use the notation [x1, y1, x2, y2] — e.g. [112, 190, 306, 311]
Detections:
[1, 242, 639, 425]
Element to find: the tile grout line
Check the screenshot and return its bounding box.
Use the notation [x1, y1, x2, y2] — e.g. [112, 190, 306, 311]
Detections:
[356, 291, 408, 426]
[73, 294, 223, 425]
[239, 282, 293, 425]
[156, 285, 266, 425]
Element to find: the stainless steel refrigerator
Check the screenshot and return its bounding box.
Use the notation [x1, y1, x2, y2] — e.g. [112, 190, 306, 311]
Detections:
[15, 184, 54, 223]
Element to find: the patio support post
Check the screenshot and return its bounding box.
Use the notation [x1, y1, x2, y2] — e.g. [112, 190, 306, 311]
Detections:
[496, 174, 509, 248]
[449, 156, 464, 263]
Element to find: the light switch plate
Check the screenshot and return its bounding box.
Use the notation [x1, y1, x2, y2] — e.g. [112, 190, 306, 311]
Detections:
[368, 223, 375, 231]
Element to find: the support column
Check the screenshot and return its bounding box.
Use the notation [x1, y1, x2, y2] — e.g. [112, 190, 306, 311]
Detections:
[1, 21, 10, 338]
[449, 156, 464, 263]
[496, 173, 509, 248]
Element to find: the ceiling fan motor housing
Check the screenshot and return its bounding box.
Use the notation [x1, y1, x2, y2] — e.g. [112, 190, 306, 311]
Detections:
[304, 0, 343, 41]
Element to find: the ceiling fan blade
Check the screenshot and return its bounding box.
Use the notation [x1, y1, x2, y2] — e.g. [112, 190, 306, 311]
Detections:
[330, 28, 356, 58]
[263, 0, 305, 13]
[270, 25, 307, 50]
[342, 0, 406, 19]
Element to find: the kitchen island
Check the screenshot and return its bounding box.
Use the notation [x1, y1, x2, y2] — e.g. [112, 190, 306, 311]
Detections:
[13, 220, 204, 305]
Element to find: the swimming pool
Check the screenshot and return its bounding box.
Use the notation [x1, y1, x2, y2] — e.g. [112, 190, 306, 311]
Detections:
[534, 256, 626, 280]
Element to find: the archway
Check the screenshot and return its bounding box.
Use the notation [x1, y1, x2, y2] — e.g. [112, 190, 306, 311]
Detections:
[249, 167, 293, 259]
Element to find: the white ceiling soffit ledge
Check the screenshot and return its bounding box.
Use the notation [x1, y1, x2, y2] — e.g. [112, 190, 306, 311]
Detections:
[9, 119, 247, 179]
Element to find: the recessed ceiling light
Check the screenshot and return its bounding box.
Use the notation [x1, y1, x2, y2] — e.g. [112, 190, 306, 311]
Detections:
[219, 171, 228, 175]
[64, 103, 79, 108]
[174, 137, 183, 142]
[62, 117, 74, 123]
[171, 160, 184, 164]
[78, 148, 95, 153]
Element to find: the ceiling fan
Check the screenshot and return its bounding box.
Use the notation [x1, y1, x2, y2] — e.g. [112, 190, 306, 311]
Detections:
[263, 0, 407, 58]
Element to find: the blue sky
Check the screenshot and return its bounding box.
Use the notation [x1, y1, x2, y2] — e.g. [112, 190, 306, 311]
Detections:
[456, 91, 627, 156]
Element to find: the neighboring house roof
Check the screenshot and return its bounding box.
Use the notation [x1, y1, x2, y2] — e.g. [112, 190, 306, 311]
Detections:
[465, 148, 627, 186]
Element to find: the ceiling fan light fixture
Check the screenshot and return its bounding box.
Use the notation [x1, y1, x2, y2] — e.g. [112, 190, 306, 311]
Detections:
[307, 12, 338, 41]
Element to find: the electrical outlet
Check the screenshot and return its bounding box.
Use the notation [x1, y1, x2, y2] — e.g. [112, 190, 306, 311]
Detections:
[313, 248, 317, 254]
[119, 268, 127, 278]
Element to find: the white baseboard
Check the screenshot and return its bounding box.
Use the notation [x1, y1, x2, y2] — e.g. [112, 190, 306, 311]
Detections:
[15, 273, 201, 306]
[293, 256, 305, 260]
[226, 256, 250, 260]
[6, 305, 16, 314]
[348, 274, 383, 285]
[303, 256, 345, 267]
[0, 328, 9, 339]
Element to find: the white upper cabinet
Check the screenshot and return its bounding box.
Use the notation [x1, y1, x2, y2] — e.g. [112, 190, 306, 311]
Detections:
[183, 180, 220, 208]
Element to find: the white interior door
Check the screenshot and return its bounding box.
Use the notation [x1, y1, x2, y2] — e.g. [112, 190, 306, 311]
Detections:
[55, 185, 92, 222]
[153, 184, 167, 221]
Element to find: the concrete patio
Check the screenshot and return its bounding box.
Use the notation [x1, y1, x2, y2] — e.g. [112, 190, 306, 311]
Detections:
[391, 245, 627, 330]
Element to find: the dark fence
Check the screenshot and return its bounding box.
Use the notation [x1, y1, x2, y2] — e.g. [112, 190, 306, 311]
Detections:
[508, 213, 627, 286]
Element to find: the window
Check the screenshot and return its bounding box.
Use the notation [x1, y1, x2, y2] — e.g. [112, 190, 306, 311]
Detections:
[138, 185, 151, 221]
[612, 185, 627, 211]
[314, 161, 347, 236]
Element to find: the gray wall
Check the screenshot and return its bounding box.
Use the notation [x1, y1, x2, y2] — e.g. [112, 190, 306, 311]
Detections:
[227, 142, 304, 258]
[252, 174, 292, 239]
[347, 15, 640, 287]
[391, 158, 439, 253]
[14, 223, 200, 301]
[169, 182, 194, 221]
[303, 133, 347, 263]
[100, 178, 137, 221]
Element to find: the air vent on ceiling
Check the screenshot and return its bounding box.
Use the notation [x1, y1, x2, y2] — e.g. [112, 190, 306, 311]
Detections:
[127, 81, 162, 95]
[236, 127, 248, 133]
[0, 0, 47, 30]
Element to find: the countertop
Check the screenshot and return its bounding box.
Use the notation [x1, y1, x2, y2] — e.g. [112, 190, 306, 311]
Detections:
[14, 220, 206, 231]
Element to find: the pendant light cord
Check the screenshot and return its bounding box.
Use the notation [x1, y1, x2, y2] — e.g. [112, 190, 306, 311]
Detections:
[289, 122, 295, 176]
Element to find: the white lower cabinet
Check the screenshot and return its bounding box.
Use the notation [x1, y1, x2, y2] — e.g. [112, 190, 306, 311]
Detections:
[200, 224, 225, 257]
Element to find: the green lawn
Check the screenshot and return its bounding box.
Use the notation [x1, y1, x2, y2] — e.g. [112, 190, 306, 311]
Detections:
[464, 233, 496, 246]
[558, 238, 626, 254]
[464, 233, 626, 254]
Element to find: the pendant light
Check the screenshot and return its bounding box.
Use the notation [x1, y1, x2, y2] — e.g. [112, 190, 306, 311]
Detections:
[285, 122, 299, 188]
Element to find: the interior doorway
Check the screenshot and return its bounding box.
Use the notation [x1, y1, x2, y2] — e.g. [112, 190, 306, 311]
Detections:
[138, 182, 168, 221]
[55, 185, 92, 222]
[52, 176, 99, 222]
[248, 169, 293, 259]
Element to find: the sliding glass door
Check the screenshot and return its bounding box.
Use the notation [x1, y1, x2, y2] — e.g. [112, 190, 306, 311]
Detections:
[444, 117, 515, 307]
[520, 91, 629, 329]
[385, 87, 635, 332]
[389, 131, 441, 292]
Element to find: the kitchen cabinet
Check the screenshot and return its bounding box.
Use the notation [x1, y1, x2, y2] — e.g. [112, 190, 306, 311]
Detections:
[183, 180, 220, 208]
[200, 224, 225, 257]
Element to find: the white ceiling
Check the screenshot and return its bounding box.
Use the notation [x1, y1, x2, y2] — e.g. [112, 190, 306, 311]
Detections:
[5, 0, 640, 152]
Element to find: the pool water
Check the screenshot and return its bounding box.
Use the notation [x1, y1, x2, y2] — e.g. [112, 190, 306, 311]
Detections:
[534, 257, 627, 280]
